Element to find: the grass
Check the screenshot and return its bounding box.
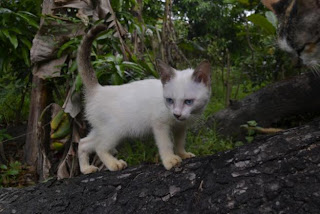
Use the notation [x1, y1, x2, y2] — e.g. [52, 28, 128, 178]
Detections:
[117, 139, 160, 166]
[186, 127, 238, 157]
[116, 125, 243, 168]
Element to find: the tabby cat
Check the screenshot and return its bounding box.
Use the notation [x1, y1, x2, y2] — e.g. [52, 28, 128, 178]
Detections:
[262, 0, 320, 67]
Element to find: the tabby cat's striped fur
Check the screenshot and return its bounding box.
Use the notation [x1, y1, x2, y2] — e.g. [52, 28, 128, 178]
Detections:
[262, 0, 320, 67]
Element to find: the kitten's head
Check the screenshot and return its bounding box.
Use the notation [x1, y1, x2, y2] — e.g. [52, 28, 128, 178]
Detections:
[157, 60, 211, 122]
[262, 0, 320, 67]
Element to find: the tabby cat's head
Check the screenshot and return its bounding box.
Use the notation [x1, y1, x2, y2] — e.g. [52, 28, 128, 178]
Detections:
[262, 0, 320, 66]
[157, 60, 211, 122]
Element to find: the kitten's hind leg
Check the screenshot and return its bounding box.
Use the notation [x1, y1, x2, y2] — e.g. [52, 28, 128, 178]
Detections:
[95, 135, 127, 171]
[78, 132, 99, 174]
[173, 126, 195, 159]
[153, 124, 182, 170]
[96, 149, 127, 171]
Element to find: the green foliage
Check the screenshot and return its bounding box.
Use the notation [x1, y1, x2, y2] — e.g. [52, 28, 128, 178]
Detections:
[56, 26, 157, 90]
[0, 5, 39, 71]
[241, 120, 258, 143]
[0, 72, 30, 124]
[0, 129, 11, 141]
[0, 161, 22, 187]
[0, 0, 40, 124]
[247, 13, 276, 35]
[174, 0, 297, 87]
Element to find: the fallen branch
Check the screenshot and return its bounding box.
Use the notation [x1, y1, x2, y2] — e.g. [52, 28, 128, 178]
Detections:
[1, 118, 319, 213]
[207, 72, 320, 138]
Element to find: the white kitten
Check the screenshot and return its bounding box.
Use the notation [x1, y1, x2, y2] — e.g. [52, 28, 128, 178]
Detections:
[77, 24, 211, 174]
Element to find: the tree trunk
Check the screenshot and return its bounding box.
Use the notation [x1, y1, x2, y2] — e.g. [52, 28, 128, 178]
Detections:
[207, 72, 320, 139]
[2, 119, 320, 213]
[24, 0, 55, 180]
[161, 0, 171, 63]
[24, 74, 51, 177]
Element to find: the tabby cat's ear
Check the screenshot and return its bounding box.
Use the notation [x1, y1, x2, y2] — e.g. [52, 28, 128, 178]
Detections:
[192, 60, 211, 87]
[261, 0, 281, 13]
[156, 59, 175, 85]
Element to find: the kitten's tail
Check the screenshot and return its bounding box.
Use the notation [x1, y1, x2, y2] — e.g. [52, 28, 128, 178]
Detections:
[77, 24, 108, 89]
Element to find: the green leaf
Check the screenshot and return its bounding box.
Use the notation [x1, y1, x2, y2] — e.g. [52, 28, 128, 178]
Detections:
[123, 61, 145, 73]
[7, 169, 19, 176]
[237, 0, 249, 5]
[178, 41, 195, 52]
[247, 14, 276, 35]
[69, 60, 78, 73]
[178, 40, 205, 53]
[223, 0, 236, 3]
[75, 74, 83, 92]
[115, 64, 124, 78]
[245, 136, 254, 143]
[130, 54, 138, 63]
[57, 40, 75, 58]
[115, 54, 123, 64]
[134, 24, 142, 35]
[235, 141, 244, 147]
[16, 12, 39, 29]
[9, 161, 21, 169]
[140, 61, 157, 77]
[18, 11, 38, 18]
[247, 120, 258, 127]
[0, 164, 8, 170]
[265, 11, 278, 28]
[8, 27, 22, 35]
[105, 54, 116, 63]
[10, 34, 18, 49]
[248, 129, 256, 136]
[0, 8, 13, 14]
[111, 73, 123, 85]
[21, 47, 30, 66]
[20, 37, 32, 49]
[2, 30, 18, 49]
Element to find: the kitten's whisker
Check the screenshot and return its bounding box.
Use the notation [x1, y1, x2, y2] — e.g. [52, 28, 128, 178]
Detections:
[311, 64, 320, 77]
[315, 64, 320, 77]
[311, 65, 316, 76]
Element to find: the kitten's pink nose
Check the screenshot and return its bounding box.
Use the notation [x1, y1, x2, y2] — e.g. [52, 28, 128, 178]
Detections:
[174, 113, 181, 119]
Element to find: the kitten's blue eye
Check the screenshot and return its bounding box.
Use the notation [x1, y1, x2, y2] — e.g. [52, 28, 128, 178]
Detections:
[166, 98, 174, 104]
[184, 99, 194, 105]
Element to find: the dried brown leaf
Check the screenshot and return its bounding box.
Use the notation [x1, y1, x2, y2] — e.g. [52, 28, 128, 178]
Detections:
[57, 142, 78, 179]
[63, 82, 82, 118]
[33, 55, 68, 78]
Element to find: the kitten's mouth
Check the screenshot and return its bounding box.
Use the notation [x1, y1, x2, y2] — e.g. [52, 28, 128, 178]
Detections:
[175, 117, 186, 122]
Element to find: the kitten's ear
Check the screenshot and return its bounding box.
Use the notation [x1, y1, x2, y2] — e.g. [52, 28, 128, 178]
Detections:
[192, 60, 211, 87]
[156, 59, 175, 85]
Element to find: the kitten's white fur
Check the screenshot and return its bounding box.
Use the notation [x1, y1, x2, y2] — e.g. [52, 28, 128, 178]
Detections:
[77, 24, 211, 174]
[79, 68, 211, 174]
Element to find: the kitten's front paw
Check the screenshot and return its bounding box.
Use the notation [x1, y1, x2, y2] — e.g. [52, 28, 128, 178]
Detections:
[162, 155, 182, 170]
[178, 151, 196, 159]
[81, 165, 99, 174]
[107, 159, 127, 171]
